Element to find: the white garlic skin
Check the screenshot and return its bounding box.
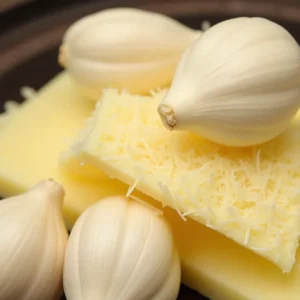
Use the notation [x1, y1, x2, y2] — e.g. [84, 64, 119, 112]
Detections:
[64, 196, 181, 300]
[59, 7, 200, 100]
[0, 180, 68, 300]
[158, 17, 300, 147]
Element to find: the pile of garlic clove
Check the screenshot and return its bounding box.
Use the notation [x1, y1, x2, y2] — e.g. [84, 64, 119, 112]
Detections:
[60, 7, 300, 148]
[0, 180, 181, 300]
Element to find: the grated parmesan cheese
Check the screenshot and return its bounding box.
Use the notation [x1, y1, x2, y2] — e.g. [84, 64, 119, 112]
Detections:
[20, 86, 37, 100]
[158, 182, 187, 221]
[62, 89, 300, 272]
[126, 178, 140, 198]
[182, 210, 198, 217]
[244, 228, 251, 246]
[201, 20, 211, 31]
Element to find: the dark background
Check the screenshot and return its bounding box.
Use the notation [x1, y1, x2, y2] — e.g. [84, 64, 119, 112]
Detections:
[1, 1, 300, 299]
[2, 0, 300, 101]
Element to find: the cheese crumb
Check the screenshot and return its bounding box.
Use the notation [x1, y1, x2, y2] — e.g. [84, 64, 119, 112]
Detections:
[126, 178, 140, 198]
[20, 86, 37, 100]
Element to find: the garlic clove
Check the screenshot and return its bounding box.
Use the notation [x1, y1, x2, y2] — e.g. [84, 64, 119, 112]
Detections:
[59, 7, 201, 100]
[64, 196, 181, 300]
[158, 17, 300, 147]
[0, 179, 68, 300]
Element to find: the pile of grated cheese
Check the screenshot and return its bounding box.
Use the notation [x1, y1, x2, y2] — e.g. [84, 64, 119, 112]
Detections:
[63, 89, 300, 272]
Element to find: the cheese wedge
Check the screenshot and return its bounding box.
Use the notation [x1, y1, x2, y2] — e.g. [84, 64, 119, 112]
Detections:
[1, 73, 300, 299]
[62, 89, 300, 272]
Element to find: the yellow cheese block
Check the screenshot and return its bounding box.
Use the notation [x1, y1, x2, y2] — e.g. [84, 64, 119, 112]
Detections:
[62, 89, 300, 272]
[169, 210, 300, 300]
[0, 72, 128, 228]
[1, 73, 300, 299]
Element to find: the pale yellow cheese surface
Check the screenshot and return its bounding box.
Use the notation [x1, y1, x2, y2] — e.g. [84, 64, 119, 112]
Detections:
[64, 89, 300, 272]
[0, 73, 128, 228]
[0, 101, 22, 128]
[1, 73, 300, 299]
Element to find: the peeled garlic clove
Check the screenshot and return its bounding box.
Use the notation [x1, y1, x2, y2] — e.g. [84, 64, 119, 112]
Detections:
[158, 17, 300, 147]
[0, 179, 68, 300]
[64, 196, 181, 300]
[59, 7, 201, 100]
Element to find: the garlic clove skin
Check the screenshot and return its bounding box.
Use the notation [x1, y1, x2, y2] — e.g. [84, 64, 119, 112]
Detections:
[158, 17, 300, 147]
[64, 196, 181, 300]
[59, 7, 201, 100]
[0, 179, 68, 300]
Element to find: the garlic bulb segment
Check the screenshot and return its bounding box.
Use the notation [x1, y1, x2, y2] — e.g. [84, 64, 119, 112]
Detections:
[158, 17, 300, 147]
[59, 7, 201, 100]
[0, 179, 68, 300]
[64, 196, 181, 300]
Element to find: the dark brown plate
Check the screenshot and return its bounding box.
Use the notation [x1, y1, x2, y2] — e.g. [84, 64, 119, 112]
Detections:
[1, 0, 300, 299]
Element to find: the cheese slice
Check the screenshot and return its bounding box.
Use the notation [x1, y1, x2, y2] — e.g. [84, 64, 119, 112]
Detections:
[1, 73, 300, 299]
[62, 89, 300, 272]
[168, 209, 300, 300]
[0, 72, 128, 228]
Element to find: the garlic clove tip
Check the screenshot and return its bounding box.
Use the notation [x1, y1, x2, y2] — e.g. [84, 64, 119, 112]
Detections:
[33, 179, 65, 208]
[158, 104, 176, 130]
